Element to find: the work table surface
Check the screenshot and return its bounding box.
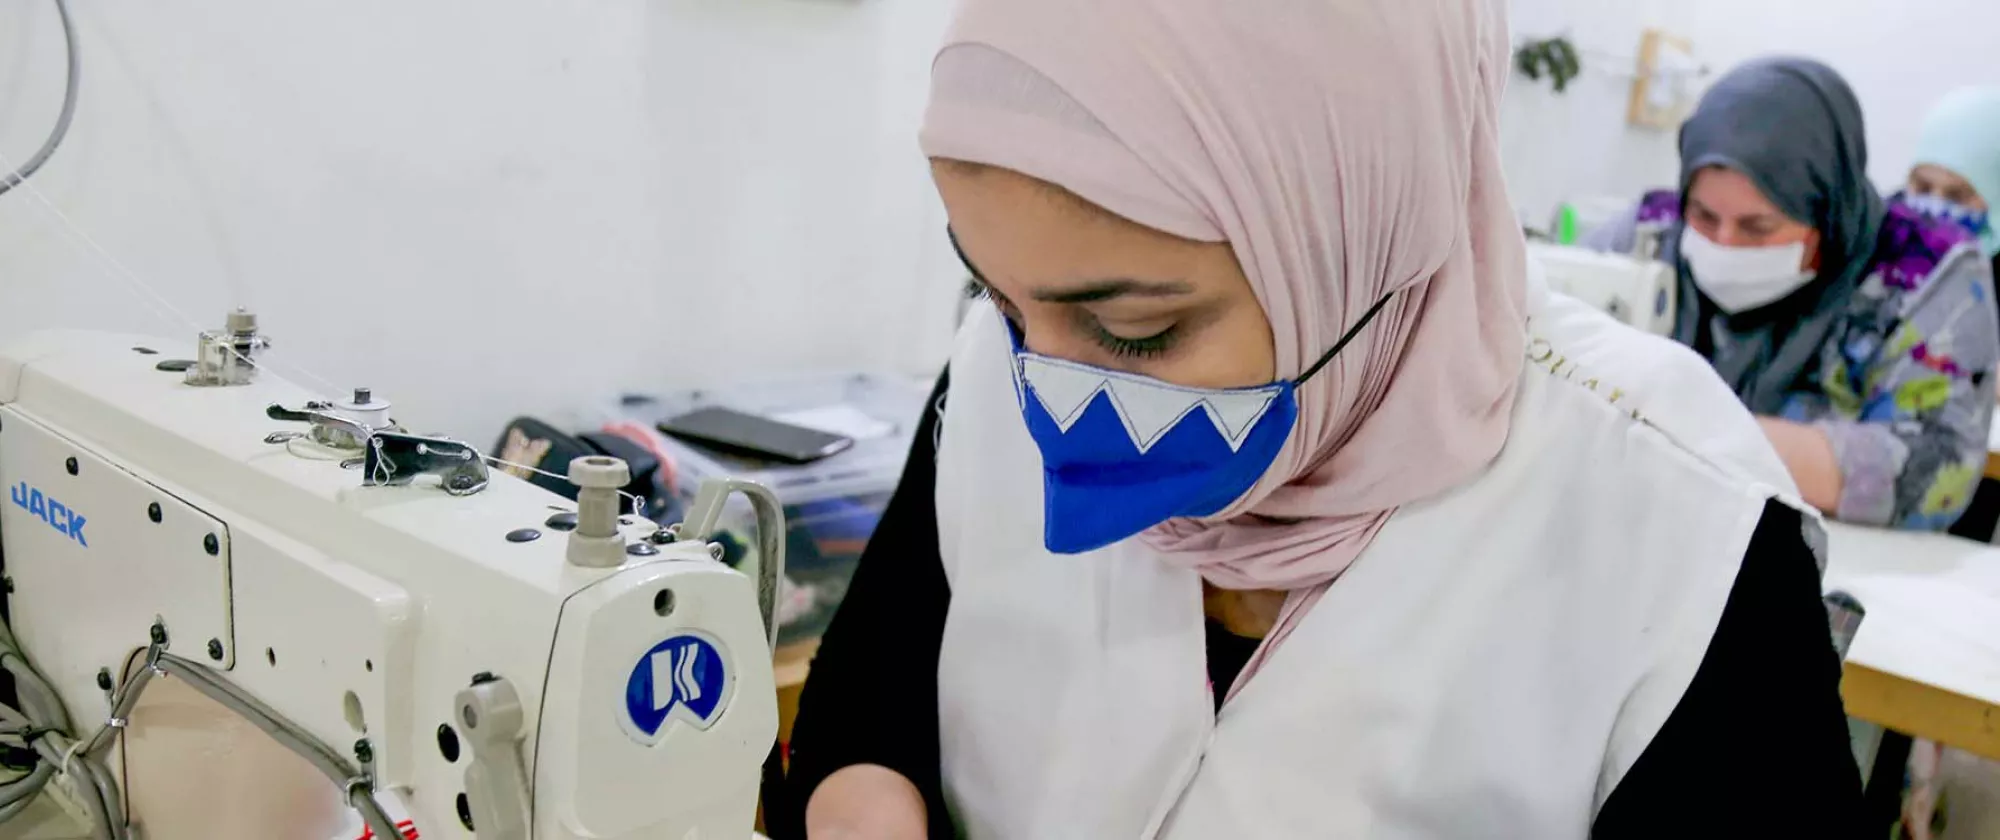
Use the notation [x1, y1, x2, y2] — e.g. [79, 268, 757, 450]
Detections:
[1824, 521, 2000, 759]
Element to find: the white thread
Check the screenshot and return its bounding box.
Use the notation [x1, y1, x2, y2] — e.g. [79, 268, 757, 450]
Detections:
[0, 146, 205, 330]
[285, 435, 358, 461]
[229, 343, 344, 397]
[57, 735, 84, 779]
[0, 145, 346, 397]
[484, 455, 644, 519]
[0, 158, 664, 515]
[369, 438, 395, 486]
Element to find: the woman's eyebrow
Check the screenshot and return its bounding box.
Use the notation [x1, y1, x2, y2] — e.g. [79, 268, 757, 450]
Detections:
[1030, 278, 1195, 304]
[948, 227, 1193, 306]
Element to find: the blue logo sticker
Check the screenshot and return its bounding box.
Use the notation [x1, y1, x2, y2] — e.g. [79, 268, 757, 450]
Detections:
[622, 634, 730, 742]
[10, 482, 87, 547]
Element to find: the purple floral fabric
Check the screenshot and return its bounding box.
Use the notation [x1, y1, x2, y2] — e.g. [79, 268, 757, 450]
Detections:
[1637, 189, 1681, 226]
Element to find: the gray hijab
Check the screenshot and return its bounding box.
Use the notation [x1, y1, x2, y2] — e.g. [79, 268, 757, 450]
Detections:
[1661, 57, 1885, 414]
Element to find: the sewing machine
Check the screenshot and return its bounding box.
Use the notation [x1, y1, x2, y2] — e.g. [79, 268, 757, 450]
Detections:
[1526, 241, 1678, 336]
[0, 312, 780, 839]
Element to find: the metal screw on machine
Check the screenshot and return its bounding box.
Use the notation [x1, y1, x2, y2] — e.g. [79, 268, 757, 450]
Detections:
[206, 639, 225, 661]
[564, 456, 631, 568]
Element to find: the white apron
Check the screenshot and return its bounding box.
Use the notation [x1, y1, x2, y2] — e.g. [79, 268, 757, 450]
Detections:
[934, 285, 1809, 840]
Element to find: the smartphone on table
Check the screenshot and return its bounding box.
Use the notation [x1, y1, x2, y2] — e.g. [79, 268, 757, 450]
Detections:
[656, 406, 855, 465]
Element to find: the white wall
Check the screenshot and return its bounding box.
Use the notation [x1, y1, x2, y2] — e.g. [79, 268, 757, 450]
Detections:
[0, 0, 961, 446]
[18, 1, 1987, 447]
[1502, 0, 2000, 231]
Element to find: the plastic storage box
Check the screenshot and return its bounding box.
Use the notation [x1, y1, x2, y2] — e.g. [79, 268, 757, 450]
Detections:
[601, 372, 931, 648]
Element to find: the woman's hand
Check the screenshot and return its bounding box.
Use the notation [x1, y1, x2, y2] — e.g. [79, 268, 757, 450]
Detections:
[805, 764, 929, 840]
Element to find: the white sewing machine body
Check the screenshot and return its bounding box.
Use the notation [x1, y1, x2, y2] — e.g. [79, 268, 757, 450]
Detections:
[0, 327, 776, 838]
[1526, 241, 1679, 336]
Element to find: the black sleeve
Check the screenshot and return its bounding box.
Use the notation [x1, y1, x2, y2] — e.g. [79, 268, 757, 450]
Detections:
[1592, 499, 1868, 838]
[769, 369, 954, 840]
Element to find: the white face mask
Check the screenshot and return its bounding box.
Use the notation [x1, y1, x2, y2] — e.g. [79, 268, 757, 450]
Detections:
[1678, 226, 1815, 314]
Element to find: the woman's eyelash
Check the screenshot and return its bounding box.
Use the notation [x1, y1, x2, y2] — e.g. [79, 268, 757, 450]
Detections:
[965, 275, 1176, 359]
[1090, 322, 1176, 359]
[965, 277, 1018, 313]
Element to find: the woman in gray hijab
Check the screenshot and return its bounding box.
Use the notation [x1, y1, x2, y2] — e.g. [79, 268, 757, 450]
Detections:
[1589, 57, 1998, 531]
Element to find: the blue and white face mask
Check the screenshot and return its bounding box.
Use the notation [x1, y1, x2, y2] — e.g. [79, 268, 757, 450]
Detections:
[1008, 294, 1394, 554]
[1905, 192, 1997, 256]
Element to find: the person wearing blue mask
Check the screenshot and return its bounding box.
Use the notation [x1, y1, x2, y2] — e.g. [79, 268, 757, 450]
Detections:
[1903, 88, 2000, 305]
[1588, 59, 2000, 532]
[775, 8, 1861, 839]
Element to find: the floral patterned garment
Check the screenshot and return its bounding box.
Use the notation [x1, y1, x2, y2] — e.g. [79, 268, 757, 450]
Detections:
[1629, 190, 2000, 530]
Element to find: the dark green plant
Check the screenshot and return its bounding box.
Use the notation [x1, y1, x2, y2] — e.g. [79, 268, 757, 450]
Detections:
[1514, 36, 1582, 94]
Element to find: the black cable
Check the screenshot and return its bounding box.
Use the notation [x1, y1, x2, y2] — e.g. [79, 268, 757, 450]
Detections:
[0, 0, 80, 197]
[0, 743, 35, 773]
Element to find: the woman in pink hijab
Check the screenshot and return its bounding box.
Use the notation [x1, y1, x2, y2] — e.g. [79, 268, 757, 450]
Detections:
[777, 0, 1861, 836]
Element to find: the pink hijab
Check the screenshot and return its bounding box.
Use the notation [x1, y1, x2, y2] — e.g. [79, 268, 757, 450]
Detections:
[921, 0, 1529, 662]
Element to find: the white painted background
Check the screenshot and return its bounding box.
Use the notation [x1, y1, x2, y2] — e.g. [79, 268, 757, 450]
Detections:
[1502, 0, 2000, 230]
[0, 0, 960, 446]
[3, 0, 1998, 444]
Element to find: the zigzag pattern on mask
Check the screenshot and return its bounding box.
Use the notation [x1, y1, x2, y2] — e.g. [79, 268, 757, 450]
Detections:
[1016, 354, 1281, 454]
